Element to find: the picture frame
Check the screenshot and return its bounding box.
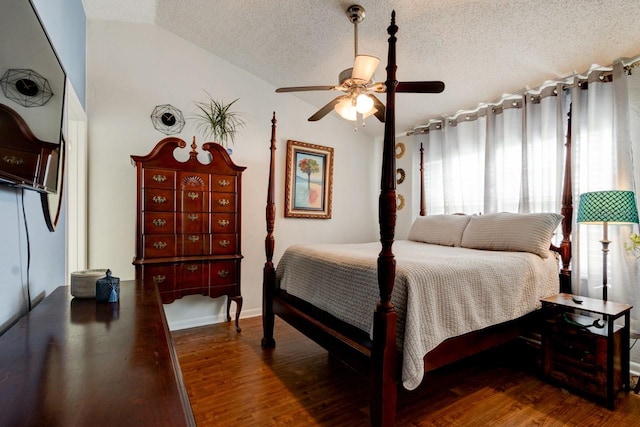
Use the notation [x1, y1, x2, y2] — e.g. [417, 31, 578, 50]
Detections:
[285, 140, 333, 219]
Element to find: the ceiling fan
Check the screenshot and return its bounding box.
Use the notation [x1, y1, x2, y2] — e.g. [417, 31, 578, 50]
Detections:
[276, 5, 445, 126]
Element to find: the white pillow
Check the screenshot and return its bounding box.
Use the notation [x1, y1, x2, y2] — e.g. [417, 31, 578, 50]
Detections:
[407, 214, 471, 247]
[460, 212, 563, 258]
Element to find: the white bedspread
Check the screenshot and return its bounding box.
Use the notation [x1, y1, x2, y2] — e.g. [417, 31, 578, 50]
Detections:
[276, 240, 559, 390]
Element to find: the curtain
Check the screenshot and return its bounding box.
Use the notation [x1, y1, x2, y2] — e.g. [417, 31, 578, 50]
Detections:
[413, 57, 640, 335]
[415, 89, 567, 219]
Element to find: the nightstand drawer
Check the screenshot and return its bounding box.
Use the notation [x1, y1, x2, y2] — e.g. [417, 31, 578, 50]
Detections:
[543, 310, 624, 403]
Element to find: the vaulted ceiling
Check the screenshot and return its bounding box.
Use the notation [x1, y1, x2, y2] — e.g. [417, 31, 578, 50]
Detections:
[82, 0, 640, 135]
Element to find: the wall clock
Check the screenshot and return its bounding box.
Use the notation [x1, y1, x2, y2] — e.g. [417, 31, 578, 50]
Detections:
[0, 68, 53, 107]
[151, 104, 185, 135]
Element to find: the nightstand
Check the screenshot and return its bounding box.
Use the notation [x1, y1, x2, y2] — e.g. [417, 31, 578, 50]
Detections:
[541, 293, 632, 409]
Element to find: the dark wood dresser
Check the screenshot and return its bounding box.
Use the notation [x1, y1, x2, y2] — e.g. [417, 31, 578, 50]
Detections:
[131, 138, 245, 331]
[0, 282, 195, 426]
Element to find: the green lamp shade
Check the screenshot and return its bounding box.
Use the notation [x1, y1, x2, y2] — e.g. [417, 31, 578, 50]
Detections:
[577, 190, 639, 224]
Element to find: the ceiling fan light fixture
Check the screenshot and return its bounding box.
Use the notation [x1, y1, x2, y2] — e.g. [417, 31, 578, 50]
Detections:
[356, 93, 374, 114]
[335, 96, 376, 121]
[335, 97, 357, 121]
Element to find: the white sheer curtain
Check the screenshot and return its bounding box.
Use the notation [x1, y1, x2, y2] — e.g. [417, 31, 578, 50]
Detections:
[413, 57, 640, 334]
[572, 63, 639, 309]
[416, 92, 567, 218]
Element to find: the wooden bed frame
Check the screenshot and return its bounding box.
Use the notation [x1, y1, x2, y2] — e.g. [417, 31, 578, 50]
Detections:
[261, 11, 573, 427]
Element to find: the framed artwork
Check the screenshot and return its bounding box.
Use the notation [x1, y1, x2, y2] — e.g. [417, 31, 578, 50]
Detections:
[285, 140, 333, 219]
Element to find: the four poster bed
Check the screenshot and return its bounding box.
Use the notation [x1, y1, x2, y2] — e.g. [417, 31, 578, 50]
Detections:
[262, 11, 573, 427]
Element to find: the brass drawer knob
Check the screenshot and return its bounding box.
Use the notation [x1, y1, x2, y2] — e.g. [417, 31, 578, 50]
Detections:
[153, 275, 166, 283]
[187, 214, 199, 222]
[218, 199, 230, 206]
[152, 195, 167, 204]
[3, 155, 24, 165]
[153, 241, 167, 249]
[186, 265, 198, 272]
[217, 219, 230, 227]
[187, 192, 199, 200]
[217, 270, 229, 278]
[218, 179, 230, 187]
[188, 235, 200, 242]
[152, 218, 167, 227]
[152, 174, 167, 183]
[218, 240, 231, 248]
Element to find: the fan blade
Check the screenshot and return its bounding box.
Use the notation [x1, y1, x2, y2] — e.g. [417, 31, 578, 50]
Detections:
[276, 85, 336, 93]
[352, 55, 380, 83]
[370, 95, 386, 122]
[308, 96, 346, 121]
[396, 81, 445, 93]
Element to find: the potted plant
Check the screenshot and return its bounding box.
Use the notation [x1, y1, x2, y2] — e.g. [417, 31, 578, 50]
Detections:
[193, 93, 246, 152]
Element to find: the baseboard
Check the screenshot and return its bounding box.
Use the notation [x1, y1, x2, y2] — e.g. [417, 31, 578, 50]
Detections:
[168, 308, 261, 331]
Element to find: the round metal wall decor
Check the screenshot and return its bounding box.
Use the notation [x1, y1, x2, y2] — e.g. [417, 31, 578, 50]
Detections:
[0, 69, 53, 107]
[397, 193, 405, 211]
[151, 104, 185, 135]
[395, 142, 405, 159]
[396, 168, 406, 184]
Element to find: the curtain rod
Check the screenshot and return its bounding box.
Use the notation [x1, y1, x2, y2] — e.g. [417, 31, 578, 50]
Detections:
[409, 54, 640, 136]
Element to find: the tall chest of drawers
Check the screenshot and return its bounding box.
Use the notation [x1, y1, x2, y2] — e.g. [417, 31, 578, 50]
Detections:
[132, 137, 246, 331]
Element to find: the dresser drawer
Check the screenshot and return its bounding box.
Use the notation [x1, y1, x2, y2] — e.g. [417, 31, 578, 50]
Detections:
[211, 234, 237, 254]
[178, 172, 209, 191]
[209, 261, 238, 286]
[143, 169, 175, 189]
[178, 262, 208, 288]
[141, 265, 176, 293]
[211, 174, 236, 193]
[179, 233, 210, 256]
[178, 190, 207, 212]
[211, 193, 236, 213]
[144, 189, 175, 212]
[0, 147, 40, 183]
[143, 212, 176, 234]
[211, 214, 235, 233]
[179, 212, 208, 234]
[143, 235, 177, 258]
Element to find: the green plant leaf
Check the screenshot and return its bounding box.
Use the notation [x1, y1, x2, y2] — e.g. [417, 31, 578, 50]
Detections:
[193, 93, 246, 148]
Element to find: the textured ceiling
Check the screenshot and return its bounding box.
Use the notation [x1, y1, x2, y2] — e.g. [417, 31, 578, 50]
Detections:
[82, 0, 640, 135]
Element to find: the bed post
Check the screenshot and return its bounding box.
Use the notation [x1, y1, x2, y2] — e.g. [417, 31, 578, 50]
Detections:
[262, 112, 277, 348]
[559, 105, 573, 293]
[371, 11, 399, 427]
[420, 143, 426, 216]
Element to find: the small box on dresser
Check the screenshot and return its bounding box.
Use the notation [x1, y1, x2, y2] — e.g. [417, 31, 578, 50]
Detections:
[132, 137, 245, 331]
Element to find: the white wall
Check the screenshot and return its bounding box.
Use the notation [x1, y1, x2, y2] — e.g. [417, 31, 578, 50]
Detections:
[86, 20, 380, 330]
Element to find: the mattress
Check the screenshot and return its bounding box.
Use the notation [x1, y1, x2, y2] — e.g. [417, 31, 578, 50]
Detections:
[276, 239, 559, 390]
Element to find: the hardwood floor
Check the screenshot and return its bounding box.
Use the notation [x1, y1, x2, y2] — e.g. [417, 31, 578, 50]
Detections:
[172, 316, 640, 426]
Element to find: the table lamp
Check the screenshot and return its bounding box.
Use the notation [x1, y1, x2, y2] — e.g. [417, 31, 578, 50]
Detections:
[577, 190, 639, 301]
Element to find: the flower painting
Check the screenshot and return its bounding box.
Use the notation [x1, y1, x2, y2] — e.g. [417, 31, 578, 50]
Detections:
[285, 140, 333, 219]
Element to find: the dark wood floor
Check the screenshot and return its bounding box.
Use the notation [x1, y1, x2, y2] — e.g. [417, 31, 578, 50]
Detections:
[172, 316, 640, 426]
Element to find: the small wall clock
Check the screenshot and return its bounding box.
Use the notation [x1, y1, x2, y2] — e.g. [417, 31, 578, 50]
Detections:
[151, 104, 185, 135]
[0, 68, 53, 107]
